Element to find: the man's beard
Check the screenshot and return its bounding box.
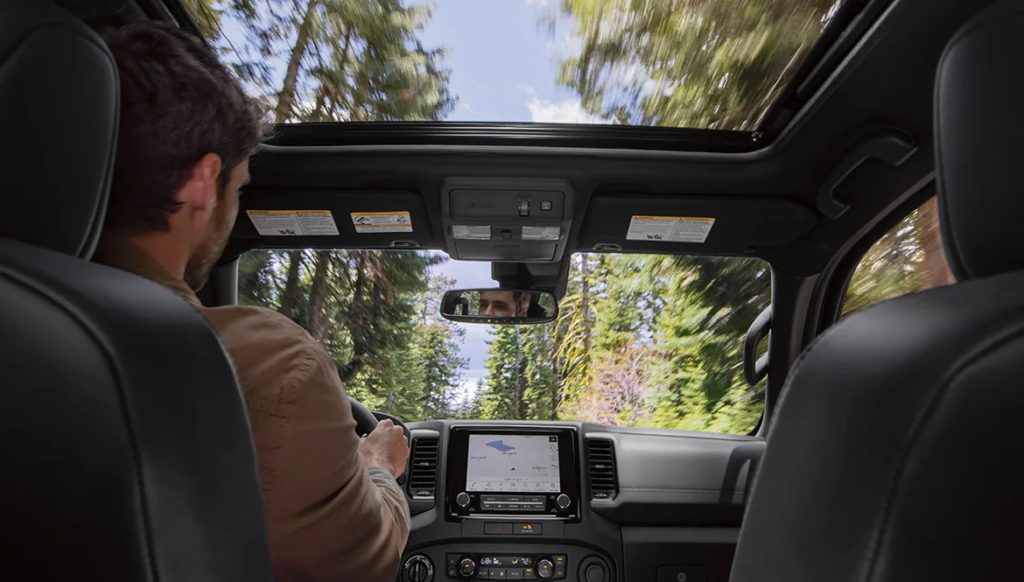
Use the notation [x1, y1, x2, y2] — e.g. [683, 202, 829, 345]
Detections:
[184, 200, 232, 291]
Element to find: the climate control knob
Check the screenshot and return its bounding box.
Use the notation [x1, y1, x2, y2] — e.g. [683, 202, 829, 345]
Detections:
[455, 491, 471, 509]
[537, 558, 555, 579]
[556, 493, 572, 510]
[402, 555, 434, 582]
[458, 558, 477, 578]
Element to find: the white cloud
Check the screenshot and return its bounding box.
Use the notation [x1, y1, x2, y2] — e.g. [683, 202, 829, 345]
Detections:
[525, 0, 552, 7]
[516, 84, 539, 99]
[527, 97, 612, 125]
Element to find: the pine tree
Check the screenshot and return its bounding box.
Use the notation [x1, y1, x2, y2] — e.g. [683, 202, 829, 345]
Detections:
[556, 0, 840, 129]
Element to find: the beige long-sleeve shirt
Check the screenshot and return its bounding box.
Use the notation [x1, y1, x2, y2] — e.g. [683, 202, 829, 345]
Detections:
[95, 242, 410, 582]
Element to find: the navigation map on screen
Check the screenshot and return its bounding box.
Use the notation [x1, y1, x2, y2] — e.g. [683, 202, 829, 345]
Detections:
[466, 434, 561, 492]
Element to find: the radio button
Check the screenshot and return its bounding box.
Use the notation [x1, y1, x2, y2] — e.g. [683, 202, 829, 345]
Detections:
[523, 566, 538, 580]
[491, 568, 507, 579]
[508, 568, 524, 579]
[555, 493, 571, 510]
[476, 567, 490, 579]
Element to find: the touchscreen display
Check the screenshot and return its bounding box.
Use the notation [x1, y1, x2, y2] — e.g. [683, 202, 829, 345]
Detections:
[466, 434, 561, 492]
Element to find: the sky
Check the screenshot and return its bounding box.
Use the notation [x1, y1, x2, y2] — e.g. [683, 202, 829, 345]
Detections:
[414, 0, 608, 125]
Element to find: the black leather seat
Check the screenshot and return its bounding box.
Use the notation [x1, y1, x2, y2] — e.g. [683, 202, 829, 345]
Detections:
[730, 2, 1024, 581]
[0, 1, 271, 580]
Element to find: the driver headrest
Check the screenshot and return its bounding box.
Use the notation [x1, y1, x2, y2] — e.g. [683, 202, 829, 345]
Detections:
[936, 0, 1024, 281]
[0, 0, 118, 259]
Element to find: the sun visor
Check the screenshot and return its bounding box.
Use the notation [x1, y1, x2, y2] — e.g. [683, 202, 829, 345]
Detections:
[230, 189, 436, 250]
[578, 194, 816, 254]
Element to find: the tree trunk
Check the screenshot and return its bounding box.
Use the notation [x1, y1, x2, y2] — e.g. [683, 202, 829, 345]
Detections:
[550, 354, 560, 420]
[279, 251, 305, 321]
[311, 28, 352, 119]
[338, 254, 367, 384]
[915, 197, 955, 287]
[275, 0, 319, 123]
[307, 251, 332, 340]
[579, 254, 593, 354]
[512, 332, 525, 420]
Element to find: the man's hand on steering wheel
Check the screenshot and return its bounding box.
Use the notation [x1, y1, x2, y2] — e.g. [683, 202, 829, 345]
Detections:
[358, 417, 409, 479]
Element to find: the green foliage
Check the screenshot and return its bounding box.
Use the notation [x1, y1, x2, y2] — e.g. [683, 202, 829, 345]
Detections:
[209, 0, 455, 123]
[474, 254, 771, 434]
[556, 0, 840, 129]
[417, 321, 468, 420]
[843, 198, 954, 315]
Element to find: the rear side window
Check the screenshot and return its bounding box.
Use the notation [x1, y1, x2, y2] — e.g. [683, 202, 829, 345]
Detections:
[841, 197, 955, 317]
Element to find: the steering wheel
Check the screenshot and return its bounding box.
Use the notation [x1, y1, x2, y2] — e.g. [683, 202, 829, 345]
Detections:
[349, 396, 411, 483]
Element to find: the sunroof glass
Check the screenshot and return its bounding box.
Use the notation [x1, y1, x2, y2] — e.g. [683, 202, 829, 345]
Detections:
[182, 0, 845, 131]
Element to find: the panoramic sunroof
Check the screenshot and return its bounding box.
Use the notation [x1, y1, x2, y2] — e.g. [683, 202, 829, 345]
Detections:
[182, 0, 845, 131]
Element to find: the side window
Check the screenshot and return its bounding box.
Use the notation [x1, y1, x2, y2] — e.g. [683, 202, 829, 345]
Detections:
[841, 197, 955, 317]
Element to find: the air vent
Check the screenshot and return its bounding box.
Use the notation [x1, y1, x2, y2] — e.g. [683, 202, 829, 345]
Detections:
[587, 438, 618, 500]
[408, 434, 439, 500]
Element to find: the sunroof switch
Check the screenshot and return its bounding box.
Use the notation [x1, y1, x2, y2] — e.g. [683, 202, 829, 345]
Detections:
[518, 197, 531, 217]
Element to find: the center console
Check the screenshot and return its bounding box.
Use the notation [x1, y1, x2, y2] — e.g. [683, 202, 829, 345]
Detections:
[446, 427, 580, 521]
[402, 424, 615, 582]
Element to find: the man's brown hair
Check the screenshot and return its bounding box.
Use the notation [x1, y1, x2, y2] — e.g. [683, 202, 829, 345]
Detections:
[101, 22, 266, 234]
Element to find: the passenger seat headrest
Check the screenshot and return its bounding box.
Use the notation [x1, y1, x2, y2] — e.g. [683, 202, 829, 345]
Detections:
[0, 0, 118, 258]
[935, 0, 1024, 281]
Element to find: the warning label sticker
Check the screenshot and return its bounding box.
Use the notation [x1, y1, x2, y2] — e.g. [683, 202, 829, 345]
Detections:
[522, 226, 561, 241]
[351, 211, 413, 233]
[626, 215, 715, 243]
[451, 225, 491, 240]
[247, 210, 339, 236]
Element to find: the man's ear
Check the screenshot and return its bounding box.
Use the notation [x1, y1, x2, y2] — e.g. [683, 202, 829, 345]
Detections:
[181, 153, 223, 214]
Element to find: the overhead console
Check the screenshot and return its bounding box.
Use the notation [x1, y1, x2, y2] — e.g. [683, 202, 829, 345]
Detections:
[441, 178, 575, 262]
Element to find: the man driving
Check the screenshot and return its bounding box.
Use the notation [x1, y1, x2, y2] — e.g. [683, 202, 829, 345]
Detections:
[478, 289, 530, 318]
[94, 23, 409, 581]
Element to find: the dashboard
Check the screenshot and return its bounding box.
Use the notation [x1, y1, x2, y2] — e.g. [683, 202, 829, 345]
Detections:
[398, 420, 765, 582]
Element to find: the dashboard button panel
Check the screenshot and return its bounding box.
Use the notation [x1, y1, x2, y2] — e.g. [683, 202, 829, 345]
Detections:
[447, 554, 565, 580]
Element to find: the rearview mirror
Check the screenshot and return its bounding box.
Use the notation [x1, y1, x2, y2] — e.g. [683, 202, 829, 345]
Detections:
[441, 288, 558, 324]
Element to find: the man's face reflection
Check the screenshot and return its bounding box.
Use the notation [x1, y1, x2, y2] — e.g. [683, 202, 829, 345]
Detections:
[478, 290, 528, 317]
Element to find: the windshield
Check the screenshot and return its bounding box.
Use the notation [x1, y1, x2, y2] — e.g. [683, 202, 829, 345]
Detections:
[185, 0, 844, 130]
[239, 251, 770, 434]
